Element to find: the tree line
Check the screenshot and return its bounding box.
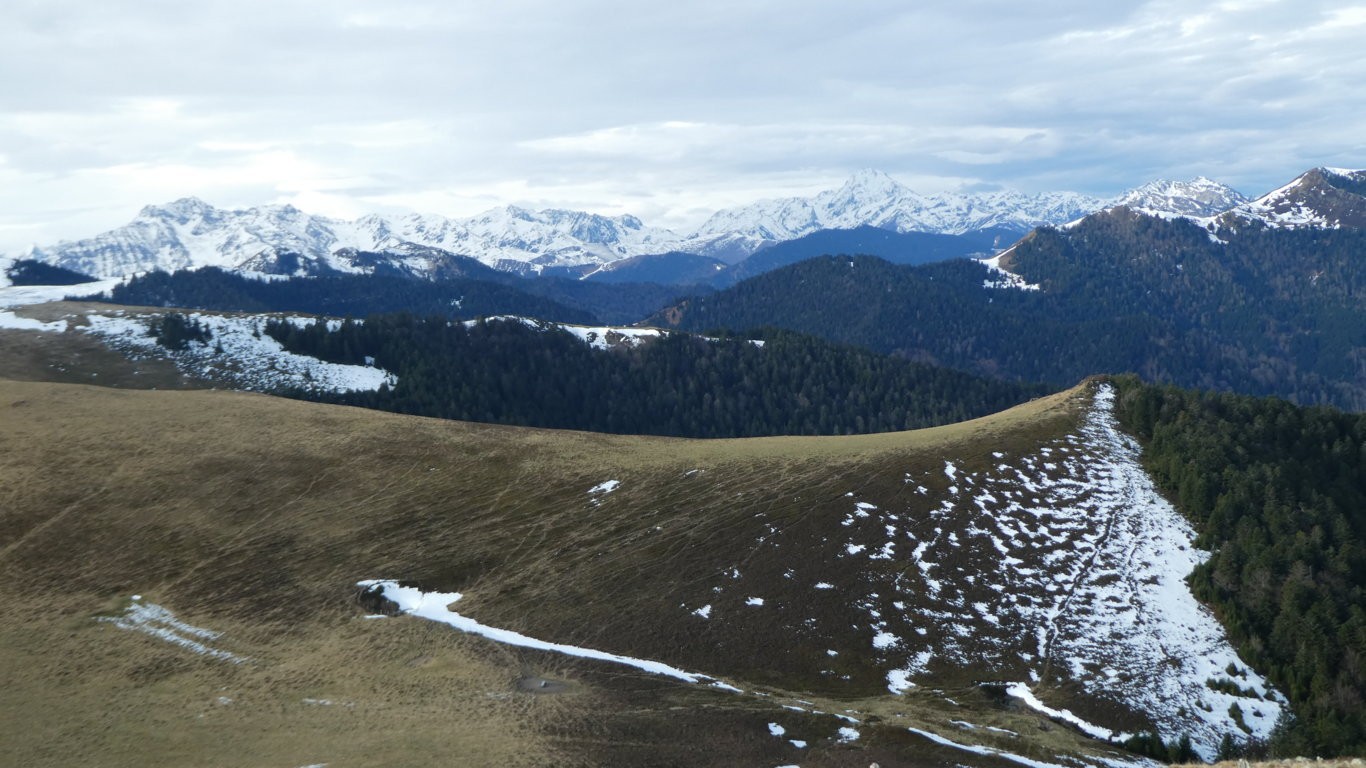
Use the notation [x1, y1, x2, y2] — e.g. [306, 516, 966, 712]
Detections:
[265, 314, 1050, 438]
[1111, 375, 1366, 757]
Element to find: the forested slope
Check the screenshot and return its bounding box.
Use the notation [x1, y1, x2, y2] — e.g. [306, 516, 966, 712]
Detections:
[267, 315, 1050, 437]
[660, 210, 1366, 410]
[1111, 376, 1366, 757]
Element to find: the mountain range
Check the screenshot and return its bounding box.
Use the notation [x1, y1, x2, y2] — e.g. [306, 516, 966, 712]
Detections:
[657, 167, 1366, 411]
[18, 169, 1253, 281]
[3, 164, 1365, 766]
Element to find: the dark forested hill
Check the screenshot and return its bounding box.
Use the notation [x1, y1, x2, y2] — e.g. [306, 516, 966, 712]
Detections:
[5, 258, 98, 286]
[265, 315, 1050, 437]
[86, 267, 598, 324]
[1110, 375, 1366, 757]
[79, 265, 698, 325]
[658, 210, 1366, 410]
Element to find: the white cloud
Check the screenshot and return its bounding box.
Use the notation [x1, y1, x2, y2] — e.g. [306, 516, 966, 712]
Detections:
[2, 0, 1364, 252]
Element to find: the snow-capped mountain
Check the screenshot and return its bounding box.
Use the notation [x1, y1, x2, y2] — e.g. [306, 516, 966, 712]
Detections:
[26, 167, 1362, 281]
[1110, 177, 1249, 219]
[691, 169, 1105, 244]
[24, 198, 682, 280]
[1218, 167, 1366, 230]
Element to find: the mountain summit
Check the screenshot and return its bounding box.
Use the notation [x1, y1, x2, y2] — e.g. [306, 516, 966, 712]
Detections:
[1111, 177, 1249, 219]
[1221, 167, 1366, 229]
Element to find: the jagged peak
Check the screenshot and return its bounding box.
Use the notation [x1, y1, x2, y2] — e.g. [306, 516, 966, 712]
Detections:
[843, 167, 903, 186]
[138, 196, 217, 218]
[830, 168, 911, 200]
[1110, 176, 1248, 220]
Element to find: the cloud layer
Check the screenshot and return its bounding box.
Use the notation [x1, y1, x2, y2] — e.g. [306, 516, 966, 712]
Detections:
[3, 0, 1364, 251]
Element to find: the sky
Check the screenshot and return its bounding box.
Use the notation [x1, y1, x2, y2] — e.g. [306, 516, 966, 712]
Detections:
[2, 0, 1365, 252]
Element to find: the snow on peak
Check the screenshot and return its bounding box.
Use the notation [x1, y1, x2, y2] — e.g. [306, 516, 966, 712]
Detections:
[29, 167, 1362, 281]
[1112, 177, 1248, 219]
[692, 171, 1103, 243]
[25, 198, 685, 280]
[835, 168, 910, 199]
[1216, 167, 1366, 231]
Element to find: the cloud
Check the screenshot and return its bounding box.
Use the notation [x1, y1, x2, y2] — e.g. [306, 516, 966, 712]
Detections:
[2, 0, 1365, 251]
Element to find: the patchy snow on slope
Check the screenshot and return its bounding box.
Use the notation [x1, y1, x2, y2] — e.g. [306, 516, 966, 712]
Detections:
[0, 310, 68, 332]
[978, 250, 1040, 291]
[0, 277, 123, 309]
[359, 579, 742, 692]
[558, 324, 665, 350]
[907, 727, 1070, 768]
[81, 311, 395, 393]
[98, 597, 248, 664]
[875, 385, 1281, 757]
[700, 382, 1279, 759]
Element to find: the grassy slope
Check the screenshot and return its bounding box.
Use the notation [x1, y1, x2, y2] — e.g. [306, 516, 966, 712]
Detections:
[0, 377, 1111, 767]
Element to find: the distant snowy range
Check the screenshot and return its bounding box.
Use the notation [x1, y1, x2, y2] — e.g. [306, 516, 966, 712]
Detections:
[8, 169, 1276, 283]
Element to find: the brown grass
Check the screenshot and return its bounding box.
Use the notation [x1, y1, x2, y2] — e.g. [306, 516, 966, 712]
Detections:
[0, 377, 1105, 767]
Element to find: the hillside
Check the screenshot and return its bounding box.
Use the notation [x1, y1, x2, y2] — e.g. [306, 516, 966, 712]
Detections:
[266, 314, 1049, 437]
[1, 299, 1046, 436]
[80, 265, 696, 326]
[658, 208, 1366, 410]
[0, 376, 1305, 766]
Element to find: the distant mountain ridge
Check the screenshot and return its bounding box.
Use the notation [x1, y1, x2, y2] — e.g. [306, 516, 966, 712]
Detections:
[696, 169, 1105, 243]
[11, 171, 1117, 280]
[23, 167, 1362, 283]
[657, 199, 1366, 410]
[24, 197, 684, 281]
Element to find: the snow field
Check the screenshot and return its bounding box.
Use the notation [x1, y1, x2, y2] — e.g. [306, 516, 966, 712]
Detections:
[82, 311, 396, 393]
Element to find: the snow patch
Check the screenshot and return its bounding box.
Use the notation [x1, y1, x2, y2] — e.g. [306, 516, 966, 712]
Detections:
[360, 580, 742, 692]
[907, 727, 1070, 768]
[81, 311, 395, 393]
[1006, 682, 1133, 742]
[588, 480, 620, 495]
[98, 598, 248, 664]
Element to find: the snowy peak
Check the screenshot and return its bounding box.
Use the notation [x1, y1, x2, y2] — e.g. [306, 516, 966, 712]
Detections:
[693, 171, 1103, 242]
[829, 168, 912, 202]
[27, 166, 1364, 280]
[1112, 177, 1249, 219]
[1225, 166, 1366, 230]
[26, 199, 683, 280]
[138, 196, 218, 222]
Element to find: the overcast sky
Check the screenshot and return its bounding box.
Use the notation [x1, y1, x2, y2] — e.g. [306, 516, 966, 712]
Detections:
[3, 0, 1364, 251]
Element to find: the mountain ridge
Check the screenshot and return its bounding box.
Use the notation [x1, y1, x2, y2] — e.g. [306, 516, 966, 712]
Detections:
[10, 171, 1150, 280]
[21, 165, 1360, 287]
